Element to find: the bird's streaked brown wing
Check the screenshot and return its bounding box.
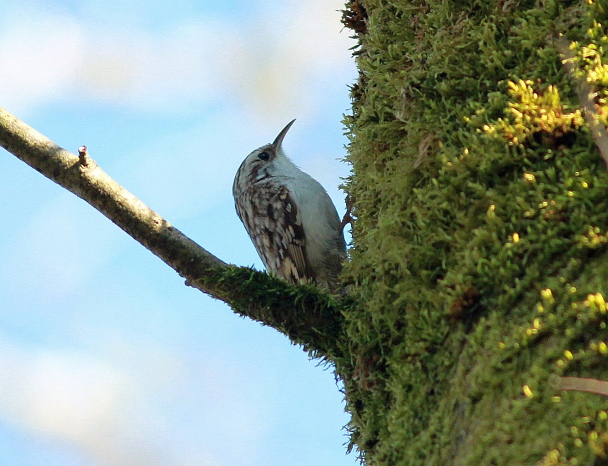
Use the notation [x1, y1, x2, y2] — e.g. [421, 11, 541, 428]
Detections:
[236, 183, 313, 284]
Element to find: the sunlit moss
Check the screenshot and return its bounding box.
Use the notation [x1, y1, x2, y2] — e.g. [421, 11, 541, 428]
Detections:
[483, 80, 584, 144]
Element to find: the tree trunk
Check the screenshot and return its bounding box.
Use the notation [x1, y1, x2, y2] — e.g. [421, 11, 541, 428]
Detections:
[338, 0, 608, 464]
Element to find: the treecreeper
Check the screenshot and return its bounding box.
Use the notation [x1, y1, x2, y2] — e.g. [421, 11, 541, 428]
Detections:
[233, 120, 346, 292]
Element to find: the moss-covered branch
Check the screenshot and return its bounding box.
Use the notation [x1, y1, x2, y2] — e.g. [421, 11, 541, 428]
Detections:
[0, 106, 344, 356]
[199, 265, 347, 357]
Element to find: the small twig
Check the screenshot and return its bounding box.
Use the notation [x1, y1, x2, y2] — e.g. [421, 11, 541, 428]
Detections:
[341, 193, 354, 231]
[78, 145, 90, 166]
[559, 376, 608, 397]
[555, 35, 608, 169]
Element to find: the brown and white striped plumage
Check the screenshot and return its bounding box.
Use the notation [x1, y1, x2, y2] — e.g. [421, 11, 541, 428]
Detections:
[233, 120, 346, 291]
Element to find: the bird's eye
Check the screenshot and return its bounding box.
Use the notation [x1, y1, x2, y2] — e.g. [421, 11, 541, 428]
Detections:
[258, 151, 270, 161]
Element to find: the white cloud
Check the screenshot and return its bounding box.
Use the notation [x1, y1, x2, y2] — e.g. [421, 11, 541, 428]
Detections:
[0, 7, 85, 113]
[230, 1, 353, 118]
[0, 336, 273, 465]
[0, 0, 355, 119]
[0, 339, 158, 465]
[75, 19, 241, 111]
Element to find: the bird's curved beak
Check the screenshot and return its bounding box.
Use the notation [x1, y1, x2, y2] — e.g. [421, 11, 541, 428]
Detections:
[272, 119, 296, 148]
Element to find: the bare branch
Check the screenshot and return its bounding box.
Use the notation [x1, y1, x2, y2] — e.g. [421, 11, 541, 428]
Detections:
[0, 107, 344, 357]
[559, 376, 608, 398]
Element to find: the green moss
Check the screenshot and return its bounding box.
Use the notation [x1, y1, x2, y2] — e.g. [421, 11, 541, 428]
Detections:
[340, 0, 608, 463]
[197, 265, 346, 358]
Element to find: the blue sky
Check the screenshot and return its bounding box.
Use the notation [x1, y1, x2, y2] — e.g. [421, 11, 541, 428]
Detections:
[0, 0, 358, 465]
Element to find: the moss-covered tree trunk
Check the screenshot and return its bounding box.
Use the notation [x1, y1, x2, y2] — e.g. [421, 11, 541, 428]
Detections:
[338, 0, 608, 463]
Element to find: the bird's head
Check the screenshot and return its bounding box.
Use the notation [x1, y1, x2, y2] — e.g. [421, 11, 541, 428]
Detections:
[235, 119, 297, 183]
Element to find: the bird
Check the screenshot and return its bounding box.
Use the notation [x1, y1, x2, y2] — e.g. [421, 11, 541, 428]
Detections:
[233, 120, 347, 292]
